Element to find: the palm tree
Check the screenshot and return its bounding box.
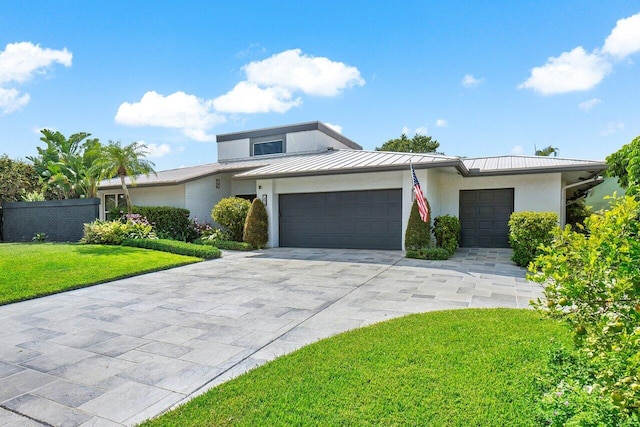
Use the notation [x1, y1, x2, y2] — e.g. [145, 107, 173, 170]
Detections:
[535, 145, 559, 157]
[95, 141, 156, 214]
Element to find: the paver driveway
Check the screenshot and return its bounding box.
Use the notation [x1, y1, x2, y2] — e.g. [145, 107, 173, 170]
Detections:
[0, 248, 542, 426]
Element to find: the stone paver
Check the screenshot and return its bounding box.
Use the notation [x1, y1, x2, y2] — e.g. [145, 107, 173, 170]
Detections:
[0, 247, 542, 426]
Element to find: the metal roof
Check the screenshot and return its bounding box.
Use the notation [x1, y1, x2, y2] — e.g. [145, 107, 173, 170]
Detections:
[234, 149, 464, 179]
[462, 155, 607, 176]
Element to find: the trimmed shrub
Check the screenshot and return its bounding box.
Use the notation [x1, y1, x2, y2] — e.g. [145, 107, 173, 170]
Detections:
[111, 206, 196, 241]
[80, 219, 155, 245]
[508, 211, 557, 267]
[195, 238, 254, 251]
[406, 247, 450, 260]
[243, 198, 268, 248]
[212, 197, 251, 242]
[122, 238, 221, 259]
[404, 199, 431, 250]
[433, 215, 461, 256]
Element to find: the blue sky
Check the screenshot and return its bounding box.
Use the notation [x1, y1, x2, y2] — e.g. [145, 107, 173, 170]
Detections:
[1, 1, 639, 171]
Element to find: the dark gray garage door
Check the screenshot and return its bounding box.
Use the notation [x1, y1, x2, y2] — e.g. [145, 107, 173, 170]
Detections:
[279, 189, 402, 250]
[459, 188, 514, 248]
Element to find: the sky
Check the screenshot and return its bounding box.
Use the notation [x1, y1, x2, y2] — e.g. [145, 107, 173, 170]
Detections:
[1, 1, 639, 171]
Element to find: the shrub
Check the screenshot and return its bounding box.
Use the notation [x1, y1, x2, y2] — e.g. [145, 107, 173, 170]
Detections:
[432, 215, 461, 255]
[530, 195, 640, 421]
[406, 247, 450, 260]
[404, 199, 431, 250]
[122, 238, 221, 259]
[80, 219, 155, 245]
[111, 206, 196, 241]
[508, 211, 557, 267]
[212, 197, 251, 242]
[566, 198, 591, 231]
[195, 238, 254, 251]
[243, 198, 268, 248]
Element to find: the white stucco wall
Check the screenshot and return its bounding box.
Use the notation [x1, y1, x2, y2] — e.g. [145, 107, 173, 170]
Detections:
[185, 175, 231, 223]
[433, 170, 563, 219]
[218, 138, 250, 160]
[286, 130, 354, 152]
[97, 185, 186, 220]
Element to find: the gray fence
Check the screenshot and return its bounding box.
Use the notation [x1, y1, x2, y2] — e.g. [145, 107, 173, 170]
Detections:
[2, 198, 100, 242]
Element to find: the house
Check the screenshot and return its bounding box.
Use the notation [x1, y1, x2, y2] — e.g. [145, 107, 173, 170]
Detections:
[97, 121, 607, 250]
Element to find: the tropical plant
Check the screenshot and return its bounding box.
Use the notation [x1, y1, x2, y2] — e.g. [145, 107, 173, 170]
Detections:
[535, 145, 559, 157]
[432, 215, 461, 256]
[530, 195, 640, 421]
[607, 135, 640, 197]
[376, 133, 442, 154]
[93, 141, 155, 214]
[0, 155, 42, 204]
[404, 199, 431, 250]
[212, 197, 252, 242]
[243, 198, 268, 248]
[508, 211, 557, 267]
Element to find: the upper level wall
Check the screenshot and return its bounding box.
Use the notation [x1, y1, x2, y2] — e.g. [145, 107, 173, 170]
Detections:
[217, 138, 250, 161]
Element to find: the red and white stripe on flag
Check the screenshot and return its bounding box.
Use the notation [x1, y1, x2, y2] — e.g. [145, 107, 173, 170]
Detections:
[411, 164, 429, 223]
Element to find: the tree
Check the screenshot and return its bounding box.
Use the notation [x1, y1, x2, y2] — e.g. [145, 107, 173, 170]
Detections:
[376, 133, 442, 154]
[0, 155, 42, 204]
[27, 130, 103, 199]
[404, 199, 431, 250]
[606, 135, 640, 196]
[534, 145, 559, 157]
[243, 198, 269, 248]
[212, 197, 251, 241]
[94, 141, 156, 214]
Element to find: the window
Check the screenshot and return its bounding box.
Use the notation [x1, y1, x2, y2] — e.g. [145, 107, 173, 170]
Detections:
[104, 193, 126, 220]
[252, 139, 283, 156]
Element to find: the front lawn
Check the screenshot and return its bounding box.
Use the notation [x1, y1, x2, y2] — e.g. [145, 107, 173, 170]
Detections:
[0, 243, 202, 305]
[143, 308, 570, 426]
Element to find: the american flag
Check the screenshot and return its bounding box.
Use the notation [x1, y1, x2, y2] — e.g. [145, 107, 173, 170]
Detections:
[411, 164, 429, 222]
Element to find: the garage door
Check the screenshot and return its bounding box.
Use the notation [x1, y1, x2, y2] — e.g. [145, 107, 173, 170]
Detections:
[459, 188, 514, 248]
[279, 189, 402, 250]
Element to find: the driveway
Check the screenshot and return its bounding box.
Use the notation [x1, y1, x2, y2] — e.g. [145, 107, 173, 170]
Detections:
[0, 248, 542, 426]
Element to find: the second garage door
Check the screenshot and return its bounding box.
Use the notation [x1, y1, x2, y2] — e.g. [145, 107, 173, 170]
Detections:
[279, 189, 402, 250]
[459, 188, 514, 248]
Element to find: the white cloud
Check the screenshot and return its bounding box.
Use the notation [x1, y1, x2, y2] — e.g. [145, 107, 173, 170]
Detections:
[0, 87, 29, 113]
[461, 74, 483, 88]
[519, 47, 611, 95]
[511, 145, 525, 155]
[436, 119, 447, 127]
[601, 121, 625, 136]
[602, 13, 640, 59]
[401, 126, 410, 135]
[578, 98, 601, 112]
[213, 81, 301, 114]
[414, 126, 428, 135]
[143, 142, 172, 158]
[324, 122, 343, 134]
[0, 42, 71, 113]
[115, 91, 225, 142]
[0, 42, 72, 85]
[243, 49, 365, 96]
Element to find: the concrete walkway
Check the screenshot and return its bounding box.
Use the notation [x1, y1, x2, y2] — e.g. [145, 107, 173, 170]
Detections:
[0, 248, 542, 426]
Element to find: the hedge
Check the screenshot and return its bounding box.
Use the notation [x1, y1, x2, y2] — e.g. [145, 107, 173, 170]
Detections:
[508, 211, 558, 267]
[433, 215, 461, 256]
[195, 238, 254, 251]
[122, 238, 221, 259]
[111, 206, 196, 241]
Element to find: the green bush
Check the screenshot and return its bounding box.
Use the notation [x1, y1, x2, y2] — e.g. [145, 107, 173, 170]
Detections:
[243, 198, 268, 248]
[122, 238, 221, 259]
[508, 211, 557, 267]
[530, 195, 640, 421]
[404, 199, 431, 250]
[195, 238, 254, 251]
[406, 247, 450, 260]
[212, 197, 251, 242]
[80, 219, 155, 245]
[111, 206, 196, 241]
[432, 215, 461, 255]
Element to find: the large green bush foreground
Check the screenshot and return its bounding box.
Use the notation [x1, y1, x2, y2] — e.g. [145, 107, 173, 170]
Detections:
[0, 243, 200, 305]
[508, 211, 558, 267]
[212, 197, 251, 242]
[122, 239, 221, 259]
[111, 206, 199, 241]
[531, 195, 640, 424]
[243, 198, 268, 248]
[142, 309, 569, 427]
[433, 214, 461, 256]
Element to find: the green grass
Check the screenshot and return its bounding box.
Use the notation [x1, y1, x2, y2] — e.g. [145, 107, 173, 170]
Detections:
[0, 243, 202, 305]
[143, 308, 570, 426]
